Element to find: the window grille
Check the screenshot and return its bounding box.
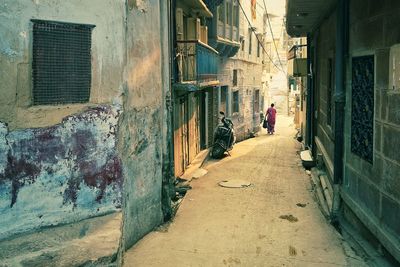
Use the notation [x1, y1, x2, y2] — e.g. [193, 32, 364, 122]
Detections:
[254, 89, 260, 112]
[220, 86, 228, 114]
[248, 29, 252, 55]
[32, 19, 95, 105]
[327, 58, 334, 126]
[232, 90, 239, 113]
[233, 69, 238, 86]
[351, 55, 374, 163]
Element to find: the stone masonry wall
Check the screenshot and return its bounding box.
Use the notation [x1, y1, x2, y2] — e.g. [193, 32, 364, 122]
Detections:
[341, 0, 400, 261]
[314, 10, 337, 176]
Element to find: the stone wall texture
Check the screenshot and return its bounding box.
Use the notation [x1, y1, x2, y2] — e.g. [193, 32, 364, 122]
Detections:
[314, 0, 400, 262]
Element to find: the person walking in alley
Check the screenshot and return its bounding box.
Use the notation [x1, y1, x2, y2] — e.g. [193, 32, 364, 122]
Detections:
[266, 104, 277, 134]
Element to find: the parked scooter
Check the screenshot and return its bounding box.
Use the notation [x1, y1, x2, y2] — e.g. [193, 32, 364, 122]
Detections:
[211, 112, 236, 159]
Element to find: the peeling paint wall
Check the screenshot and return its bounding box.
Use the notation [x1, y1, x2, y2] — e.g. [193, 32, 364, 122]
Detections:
[119, 0, 169, 250]
[0, 0, 126, 240]
[0, 0, 172, 253]
[0, 105, 122, 240]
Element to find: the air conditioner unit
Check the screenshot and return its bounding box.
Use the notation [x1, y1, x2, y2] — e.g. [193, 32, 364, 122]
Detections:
[187, 17, 200, 40]
[176, 8, 184, 41]
[288, 58, 307, 77]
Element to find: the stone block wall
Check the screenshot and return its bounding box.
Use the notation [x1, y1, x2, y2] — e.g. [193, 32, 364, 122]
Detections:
[310, 0, 400, 261]
[313, 10, 337, 174]
[341, 0, 400, 262]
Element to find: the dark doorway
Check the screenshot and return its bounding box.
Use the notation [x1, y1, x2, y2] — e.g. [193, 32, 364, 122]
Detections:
[199, 91, 207, 150]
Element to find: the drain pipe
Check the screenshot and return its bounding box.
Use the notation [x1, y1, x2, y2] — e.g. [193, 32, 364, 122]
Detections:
[332, 0, 348, 222]
[305, 34, 313, 149]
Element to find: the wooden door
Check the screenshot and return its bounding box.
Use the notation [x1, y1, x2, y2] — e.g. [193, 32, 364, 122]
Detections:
[187, 93, 200, 164]
[174, 97, 185, 177]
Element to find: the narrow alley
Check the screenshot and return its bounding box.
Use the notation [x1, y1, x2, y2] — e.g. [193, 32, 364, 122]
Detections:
[123, 116, 366, 267]
[2, 0, 400, 265]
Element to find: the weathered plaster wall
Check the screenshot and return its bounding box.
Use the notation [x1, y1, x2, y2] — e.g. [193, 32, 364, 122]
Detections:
[340, 0, 400, 261]
[0, 0, 127, 243]
[0, 0, 125, 130]
[0, 0, 172, 255]
[0, 105, 122, 240]
[119, 0, 166, 250]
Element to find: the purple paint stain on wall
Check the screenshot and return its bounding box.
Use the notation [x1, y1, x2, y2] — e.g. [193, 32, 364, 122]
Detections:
[0, 105, 123, 239]
[0, 152, 40, 207]
[83, 156, 123, 203]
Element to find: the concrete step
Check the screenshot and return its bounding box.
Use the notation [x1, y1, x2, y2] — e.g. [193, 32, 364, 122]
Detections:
[0, 212, 121, 266]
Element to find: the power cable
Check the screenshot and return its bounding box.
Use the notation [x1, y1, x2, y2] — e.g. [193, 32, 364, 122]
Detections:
[262, 0, 285, 71]
[237, 0, 284, 73]
[237, 0, 307, 94]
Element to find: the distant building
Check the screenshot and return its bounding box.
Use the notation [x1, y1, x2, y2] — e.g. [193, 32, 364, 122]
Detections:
[287, 37, 307, 140]
[209, 0, 266, 141]
[171, 0, 269, 177]
[263, 13, 289, 115]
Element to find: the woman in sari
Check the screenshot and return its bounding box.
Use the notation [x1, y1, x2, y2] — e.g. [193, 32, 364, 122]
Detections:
[266, 104, 277, 135]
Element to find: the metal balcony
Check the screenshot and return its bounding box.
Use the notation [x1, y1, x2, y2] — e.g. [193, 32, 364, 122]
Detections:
[176, 40, 219, 88]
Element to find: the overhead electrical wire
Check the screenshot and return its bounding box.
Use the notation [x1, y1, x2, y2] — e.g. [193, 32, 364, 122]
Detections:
[262, 0, 285, 72]
[237, 0, 308, 97]
[237, 0, 284, 73]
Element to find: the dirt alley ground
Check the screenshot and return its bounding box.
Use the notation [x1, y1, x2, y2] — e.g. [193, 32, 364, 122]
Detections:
[123, 115, 368, 267]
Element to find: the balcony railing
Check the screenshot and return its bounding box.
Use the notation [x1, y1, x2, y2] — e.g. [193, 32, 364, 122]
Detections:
[176, 40, 219, 85]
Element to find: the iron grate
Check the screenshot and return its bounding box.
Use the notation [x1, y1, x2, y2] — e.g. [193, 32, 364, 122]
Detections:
[32, 20, 95, 105]
[351, 55, 374, 163]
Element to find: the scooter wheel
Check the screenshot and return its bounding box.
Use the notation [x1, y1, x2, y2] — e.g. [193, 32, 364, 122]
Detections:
[212, 145, 225, 159]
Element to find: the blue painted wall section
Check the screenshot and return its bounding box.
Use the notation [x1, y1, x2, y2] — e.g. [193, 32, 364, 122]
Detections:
[0, 105, 123, 240]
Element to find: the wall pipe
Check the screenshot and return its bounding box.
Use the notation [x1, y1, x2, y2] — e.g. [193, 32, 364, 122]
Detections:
[306, 34, 313, 149]
[333, 0, 347, 185]
[332, 0, 348, 220]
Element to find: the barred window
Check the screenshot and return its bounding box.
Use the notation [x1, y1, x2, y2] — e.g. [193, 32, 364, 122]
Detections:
[254, 89, 260, 112]
[233, 69, 238, 86]
[327, 58, 335, 126]
[351, 55, 374, 163]
[32, 20, 95, 105]
[232, 90, 239, 113]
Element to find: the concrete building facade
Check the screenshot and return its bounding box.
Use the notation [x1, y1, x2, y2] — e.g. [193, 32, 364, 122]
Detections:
[171, 0, 220, 177]
[211, 0, 266, 141]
